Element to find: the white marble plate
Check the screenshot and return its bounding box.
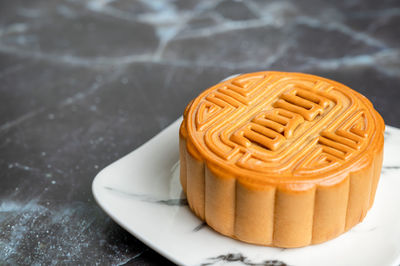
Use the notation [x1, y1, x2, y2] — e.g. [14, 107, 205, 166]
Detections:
[92, 118, 400, 266]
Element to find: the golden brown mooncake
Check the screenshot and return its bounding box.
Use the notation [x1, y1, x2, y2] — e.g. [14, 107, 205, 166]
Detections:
[179, 71, 385, 248]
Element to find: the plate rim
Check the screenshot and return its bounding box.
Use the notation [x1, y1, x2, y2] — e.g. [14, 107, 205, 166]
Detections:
[92, 118, 184, 265]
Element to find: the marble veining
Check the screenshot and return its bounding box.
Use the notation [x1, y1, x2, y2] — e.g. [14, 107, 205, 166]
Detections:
[0, 200, 143, 265]
[1, 0, 399, 264]
[104, 186, 188, 206]
[200, 253, 288, 266]
[193, 222, 207, 232]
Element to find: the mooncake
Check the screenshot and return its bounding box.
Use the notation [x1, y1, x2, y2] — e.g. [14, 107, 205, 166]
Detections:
[179, 71, 384, 248]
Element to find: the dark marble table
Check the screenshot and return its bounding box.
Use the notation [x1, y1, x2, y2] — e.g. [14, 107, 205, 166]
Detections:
[1, 0, 399, 264]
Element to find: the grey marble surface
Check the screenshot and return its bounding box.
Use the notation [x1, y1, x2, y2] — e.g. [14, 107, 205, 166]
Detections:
[0, 0, 399, 265]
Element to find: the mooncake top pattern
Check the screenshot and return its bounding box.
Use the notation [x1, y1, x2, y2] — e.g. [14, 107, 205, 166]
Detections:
[182, 72, 384, 185]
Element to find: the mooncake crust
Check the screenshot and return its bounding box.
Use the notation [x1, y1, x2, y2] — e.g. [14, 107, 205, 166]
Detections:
[180, 71, 384, 248]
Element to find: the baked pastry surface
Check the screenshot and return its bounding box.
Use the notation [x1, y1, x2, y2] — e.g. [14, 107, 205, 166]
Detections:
[179, 71, 384, 248]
